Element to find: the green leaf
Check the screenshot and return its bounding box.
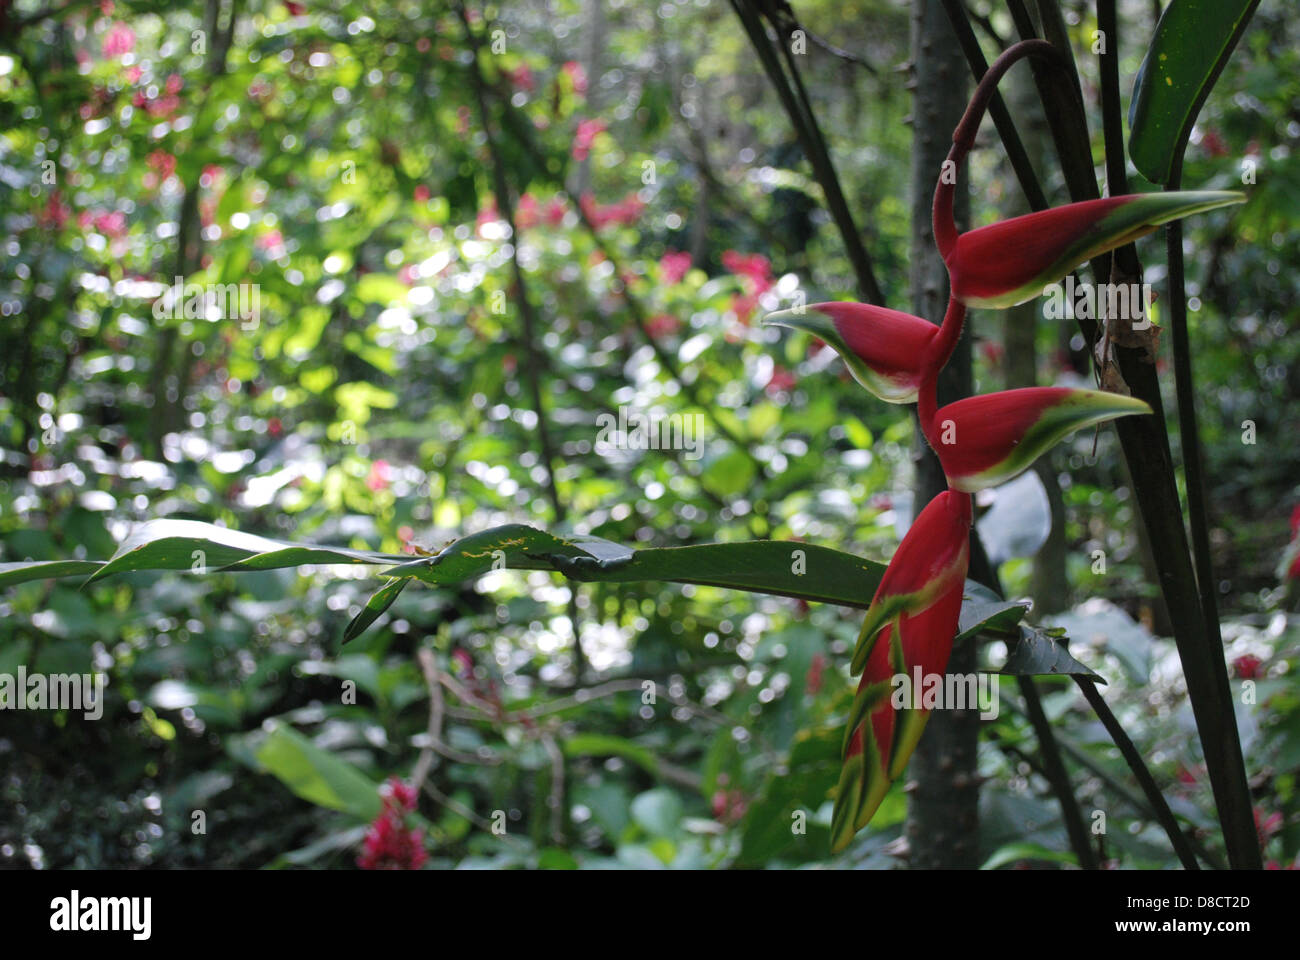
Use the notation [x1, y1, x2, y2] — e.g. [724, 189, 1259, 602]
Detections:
[630, 788, 684, 838]
[389, 524, 887, 608]
[0, 560, 105, 588]
[85, 519, 403, 582]
[343, 578, 409, 644]
[981, 840, 1078, 870]
[253, 721, 382, 820]
[955, 590, 1029, 641]
[1129, 0, 1261, 184]
[997, 624, 1104, 682]
[563, 733, 661, 778]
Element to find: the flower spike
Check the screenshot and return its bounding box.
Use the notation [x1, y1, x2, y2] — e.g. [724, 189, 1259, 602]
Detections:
[927, 386, 1152, 493]
[832, 490, 971, 852]
[943, 191, 1245, 309]
[763, 302, 940, 404]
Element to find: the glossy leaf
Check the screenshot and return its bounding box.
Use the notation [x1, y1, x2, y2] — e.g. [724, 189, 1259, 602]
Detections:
[1129, 0, 1261, 185]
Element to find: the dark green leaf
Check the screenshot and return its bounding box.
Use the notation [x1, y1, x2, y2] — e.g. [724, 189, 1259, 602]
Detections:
[343, 578, 409, 644]
[1129, 0, 1261, 184]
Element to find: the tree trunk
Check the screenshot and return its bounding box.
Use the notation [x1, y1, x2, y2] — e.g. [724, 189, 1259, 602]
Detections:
[903, 0, 978, 869]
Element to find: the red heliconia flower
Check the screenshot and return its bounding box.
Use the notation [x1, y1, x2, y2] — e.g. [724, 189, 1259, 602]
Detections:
[831, 489, 971, 851]
[765, 301, 941, 404]
[924, 386, 1151, 493]
[936, 190, 1243, 309]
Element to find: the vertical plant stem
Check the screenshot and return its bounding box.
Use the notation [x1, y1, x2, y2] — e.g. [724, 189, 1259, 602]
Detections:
[1018, 676, 1098, 868]
[1074, 677, 1202, 870]
[945, 9, 1259, 869]
[729, 0, 885, 304]
[1165, 154, 1225, 688]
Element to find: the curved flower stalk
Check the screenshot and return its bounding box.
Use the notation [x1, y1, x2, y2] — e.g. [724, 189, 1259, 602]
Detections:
[931, 40, 1244, 310]
[831, 490, 971, 852]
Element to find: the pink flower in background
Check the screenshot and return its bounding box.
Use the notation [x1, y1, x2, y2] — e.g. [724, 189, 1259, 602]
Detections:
[562, 60, 588, 95]
[92, 210, 126, 238]
[722, 250, 774, 295]
[476, 199, 502, 235]
[165, 73, 183, 95]
[765, 365, 797, 396]
[366, 459, 391, 492]
[124, 65, 142, 83]
[256, 229, 284, 255]
[580, 192, 642, 230]
[38, 192, 71, 230]
[729, 292, 758, 324]
[516, 192, 540, 229]
[102, 23, 135, 59]
[572, 118, 607, 161]
[543, 196, 566, 226]
[506, 64, 535, 93]
[1255, 808, 1283, 849]
[646, 314, 680, 339]
[660, 250, 692, 285]
[146, 150, 176, 181]
[413, 184, 430, 203]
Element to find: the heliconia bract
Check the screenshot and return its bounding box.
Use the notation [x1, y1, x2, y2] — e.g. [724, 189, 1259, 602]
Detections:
[831, 489, 971, 852]
[927, 386, 1152, 493]
[937, 190, 1244, 309]
[764, 302, 939, 404]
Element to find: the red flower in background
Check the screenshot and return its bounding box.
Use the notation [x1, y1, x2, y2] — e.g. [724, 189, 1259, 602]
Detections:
[572, 118, 607, 161]
[646, 314, 680, 339]
[722, 250, 774, 295]
[366, 460, 391, 492]
[506, 64, 535, 93]
[516, 192, 540, 229]
[659, 250, 692, 285]
[358, 777, 426, 870]
[562, 60, 588, 96]
[764, 365, 797, 396]
[92, 210, 127, 239]
[543, 196, 566, 226]
[1233, 654, 1263, 680]
[38, 191, 72, 230]
[805, 652, 827, 695]
[102, 22, 135, 59]
[580, 192, 643, 230]
[145, 150, 176, 185]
